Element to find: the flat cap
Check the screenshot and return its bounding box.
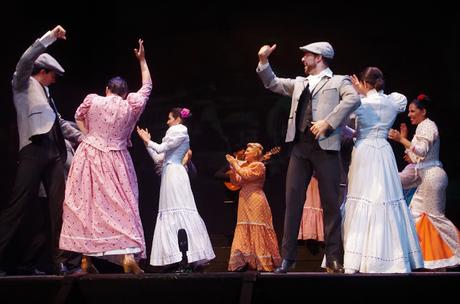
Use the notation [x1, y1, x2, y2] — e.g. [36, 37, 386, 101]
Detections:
[34, 53, 65, 75]
[299, 42, 334, 59]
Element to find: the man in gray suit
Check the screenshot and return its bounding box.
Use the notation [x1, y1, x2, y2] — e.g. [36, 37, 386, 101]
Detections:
[0, 25, 78, 275]
[256, 42, 360, 273]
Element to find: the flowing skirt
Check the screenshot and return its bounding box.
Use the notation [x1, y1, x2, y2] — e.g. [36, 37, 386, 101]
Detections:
[150, 163, 215, 266]
[60, 143, 146, 258]
[342, 139, 423, 273]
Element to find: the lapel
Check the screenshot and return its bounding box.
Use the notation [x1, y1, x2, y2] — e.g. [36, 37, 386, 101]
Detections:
[293, 79, 309, 111]
[311, 76, 330, 97]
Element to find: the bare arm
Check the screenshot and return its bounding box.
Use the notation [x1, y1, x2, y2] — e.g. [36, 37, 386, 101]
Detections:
[388, 123, 411, 149]
[134, 39, 151, 85]
[76, 119, 88, 135]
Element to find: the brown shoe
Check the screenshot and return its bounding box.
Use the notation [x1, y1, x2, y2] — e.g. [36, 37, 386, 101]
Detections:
[81, 256, 99, 274]
[122, 254, 144, 275]
[325, 259, 344, 274]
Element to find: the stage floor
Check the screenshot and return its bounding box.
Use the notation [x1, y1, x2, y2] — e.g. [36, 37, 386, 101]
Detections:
[1, 271, 459, 304]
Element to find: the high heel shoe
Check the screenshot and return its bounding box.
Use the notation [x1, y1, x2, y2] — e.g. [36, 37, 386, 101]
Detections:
[122, 254, 144, 274]
[81, 255, 100, 274]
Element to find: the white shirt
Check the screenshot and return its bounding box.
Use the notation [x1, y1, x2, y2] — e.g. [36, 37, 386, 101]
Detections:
[306, 68, 333, 92]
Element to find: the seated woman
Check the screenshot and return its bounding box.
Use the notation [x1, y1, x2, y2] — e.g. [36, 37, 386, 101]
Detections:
[225, 143, 281, 271]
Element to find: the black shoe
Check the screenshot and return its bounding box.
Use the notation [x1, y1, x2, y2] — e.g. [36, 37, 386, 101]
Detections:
[191, 261, 210, 273]
[274, 259, 295, 274]
[325, 259, 344, 273]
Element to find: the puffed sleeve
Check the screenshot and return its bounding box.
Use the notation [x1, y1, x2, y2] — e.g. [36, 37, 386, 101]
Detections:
[236, 162, 265, 182]
[229, 168, 241, 185]
[406, 120, 438, 162]
[145, 146, 164, 175]
[126, 81, 153, 114]
[147, 126, 188, 154]
[399, 164, 420, 189]
[75, 94, 97, 121]
[388, 92, 407, 113]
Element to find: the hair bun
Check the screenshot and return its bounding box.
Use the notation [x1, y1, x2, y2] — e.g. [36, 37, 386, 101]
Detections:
[180, 108, 191, 118]
[417, 93, 427, 101]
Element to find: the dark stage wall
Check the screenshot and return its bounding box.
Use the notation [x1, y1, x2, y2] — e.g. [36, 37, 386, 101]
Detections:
[1, 2, 459, 257]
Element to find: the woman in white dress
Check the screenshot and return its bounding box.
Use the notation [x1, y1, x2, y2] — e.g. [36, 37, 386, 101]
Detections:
[342, 67, 423, 273]
[137, 108, 215, 270]
[389, 94, 460, 270]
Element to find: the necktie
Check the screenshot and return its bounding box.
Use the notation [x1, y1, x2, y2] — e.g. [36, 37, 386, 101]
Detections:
[44, 87, 58, 114]
[296, 83, 312, 133]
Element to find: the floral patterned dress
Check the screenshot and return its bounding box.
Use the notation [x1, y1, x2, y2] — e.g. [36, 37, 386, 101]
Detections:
[59, 81, 152, 258]
[400, 118, 460, 269]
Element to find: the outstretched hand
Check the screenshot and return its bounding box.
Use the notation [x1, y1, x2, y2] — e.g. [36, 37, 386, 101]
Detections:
[258, 44, 277, 64]
[134, 39, 145, 61]
[136, 126, 151, 145]
[225, 154, 236, 165]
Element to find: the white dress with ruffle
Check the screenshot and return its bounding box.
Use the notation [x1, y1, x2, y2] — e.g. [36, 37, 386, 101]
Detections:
[147, 124, 215, 266]
[342, 90, 424, 273]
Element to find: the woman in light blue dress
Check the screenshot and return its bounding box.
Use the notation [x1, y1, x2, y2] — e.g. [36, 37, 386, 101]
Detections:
[342, 67, 423, 273]
[137, 108, 215, 270]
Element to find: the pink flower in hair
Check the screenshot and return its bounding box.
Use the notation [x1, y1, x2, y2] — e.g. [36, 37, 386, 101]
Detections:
[180, 108, 191, 118]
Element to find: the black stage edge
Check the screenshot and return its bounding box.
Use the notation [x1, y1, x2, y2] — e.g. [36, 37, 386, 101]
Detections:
[1, 272, 459, 304]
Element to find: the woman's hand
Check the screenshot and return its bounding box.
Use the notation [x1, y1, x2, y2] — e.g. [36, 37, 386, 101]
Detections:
[403, 153, 413, 164]
[136, 126, 151, 145]
[226, 154, 236, 165]
[388, 128, 401, 142]
[400, 123, 408, 140]
[351, 74, 365, 95]
[134, 39, 145, 61]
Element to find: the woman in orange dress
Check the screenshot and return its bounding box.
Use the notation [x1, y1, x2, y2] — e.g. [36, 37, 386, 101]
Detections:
[225, 143, 281, 271]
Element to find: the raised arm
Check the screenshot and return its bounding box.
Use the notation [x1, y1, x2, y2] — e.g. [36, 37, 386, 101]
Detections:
[256, 44, 296, 96]
[12, 25, 66, 91]
[134, 39, 151, 85]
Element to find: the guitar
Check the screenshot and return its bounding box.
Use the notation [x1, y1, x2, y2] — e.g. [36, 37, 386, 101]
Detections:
[224, 146, 281, 191]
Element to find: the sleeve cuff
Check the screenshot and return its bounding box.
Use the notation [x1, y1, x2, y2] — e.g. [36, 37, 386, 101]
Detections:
[256, 62, 269, 72]
[39, 31, 57, 48]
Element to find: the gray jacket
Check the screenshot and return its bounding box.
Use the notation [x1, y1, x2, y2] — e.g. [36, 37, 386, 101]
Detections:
[257, 64, 360, 150]
[11, 39, 79, 150]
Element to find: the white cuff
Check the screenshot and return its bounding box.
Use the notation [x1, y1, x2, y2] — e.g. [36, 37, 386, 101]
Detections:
[39, 30, 57, 48]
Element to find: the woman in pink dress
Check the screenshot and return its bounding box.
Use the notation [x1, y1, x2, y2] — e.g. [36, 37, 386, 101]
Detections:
[59, 39, 152, 274]
[298, 176, 324, 242]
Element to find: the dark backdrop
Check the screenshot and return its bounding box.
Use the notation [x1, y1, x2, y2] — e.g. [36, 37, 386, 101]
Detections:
[1, 2, 459, 259]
